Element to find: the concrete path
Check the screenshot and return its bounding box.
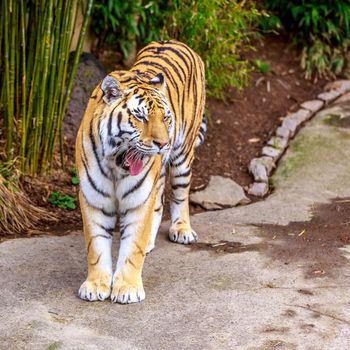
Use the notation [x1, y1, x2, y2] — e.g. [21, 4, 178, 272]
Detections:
[2, 97, 350, 350]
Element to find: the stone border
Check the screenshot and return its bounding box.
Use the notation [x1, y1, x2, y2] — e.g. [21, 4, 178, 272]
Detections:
[247, 80, 350, 197]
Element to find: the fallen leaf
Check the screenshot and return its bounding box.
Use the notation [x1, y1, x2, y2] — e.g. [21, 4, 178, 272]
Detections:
[212, 243, 226, 247]
[298, 229, 306, 236]
[192, 184, 206, 191]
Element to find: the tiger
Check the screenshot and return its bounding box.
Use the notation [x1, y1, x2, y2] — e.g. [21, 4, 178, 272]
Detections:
[75, 40, 206, 304]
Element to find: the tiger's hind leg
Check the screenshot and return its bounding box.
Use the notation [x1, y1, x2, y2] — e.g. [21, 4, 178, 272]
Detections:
[168, 149, 197, 244]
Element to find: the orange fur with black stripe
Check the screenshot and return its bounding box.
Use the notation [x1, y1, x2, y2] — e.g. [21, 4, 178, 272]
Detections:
[76, 40, 206, 303]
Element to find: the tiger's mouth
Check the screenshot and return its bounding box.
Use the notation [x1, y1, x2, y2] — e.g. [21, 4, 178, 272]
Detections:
[115, 148, 144, 176]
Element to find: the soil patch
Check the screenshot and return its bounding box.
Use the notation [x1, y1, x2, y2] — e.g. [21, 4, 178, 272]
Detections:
[192, 34, 326, 190]
[260, 197, 350, 279]
[189, 198, 350, 279]
[20, 171, 82, 238]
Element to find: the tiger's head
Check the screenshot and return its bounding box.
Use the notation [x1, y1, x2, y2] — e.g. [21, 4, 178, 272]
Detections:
[100, 73, 174, 176]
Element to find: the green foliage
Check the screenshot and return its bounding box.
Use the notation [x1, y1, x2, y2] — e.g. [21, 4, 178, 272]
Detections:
[70, 168, 79, 185]
[48, 192, 77, 210]
[0, 0, 93, 175]
[265, 0, 350, 79]
[91, 0, 167, 59]
[254, 59, 270, 74]
[161, 0, 262, 98]
[91, 0, 262, 99]
[259, 13, 282, 32]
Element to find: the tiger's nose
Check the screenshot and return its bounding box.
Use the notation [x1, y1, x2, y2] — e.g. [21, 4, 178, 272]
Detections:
[153, 140, 167, 150]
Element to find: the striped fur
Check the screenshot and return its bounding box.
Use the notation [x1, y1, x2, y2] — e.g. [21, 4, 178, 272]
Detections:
[76, 40, 206, 304]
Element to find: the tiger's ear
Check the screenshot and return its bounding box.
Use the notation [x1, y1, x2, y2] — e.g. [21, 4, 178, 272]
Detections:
[149, 73, 166, 92]
[101, 75, 122, 105]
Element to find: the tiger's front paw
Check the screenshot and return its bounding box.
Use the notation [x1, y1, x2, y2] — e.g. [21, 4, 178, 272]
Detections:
[169, 224, 198, 244]
[78, 274, 112, 301]
[111, 282, 145, 304]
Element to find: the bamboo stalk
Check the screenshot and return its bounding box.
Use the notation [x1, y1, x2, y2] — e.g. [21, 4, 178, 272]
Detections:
[57, 0, 79, 169]
[9, 1, 16, 149]
[53, 0, 77, 167]
[31, 1, 45, 172]
[0, 1, 4, 112]
[64, 0, 95, 123]
[25, 3, 42, 173]
[40, 0, 64, 173]
[19, 0, 27, 168]
[28, 0, 49, 173]
[45, 0, 75, 169]
[3, 0, 13, 158]
[42, 0, 62, 152]
[32, 0, 53, 174]
[22, 6, 35, 168]
[25, 5, 35, 93]
[15, 1, 21, 145]
[1, 0, 94, 175]
[0, 1, 3, 60]
[54, 0, 94, 168]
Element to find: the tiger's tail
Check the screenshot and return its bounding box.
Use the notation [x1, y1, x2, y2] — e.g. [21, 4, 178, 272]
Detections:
[194, 113, 207, 148]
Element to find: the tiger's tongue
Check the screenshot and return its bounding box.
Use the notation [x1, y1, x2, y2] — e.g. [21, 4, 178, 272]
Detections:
[125, 151, 143, 176]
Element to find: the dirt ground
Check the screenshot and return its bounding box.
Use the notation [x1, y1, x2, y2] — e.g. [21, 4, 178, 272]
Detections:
[190, 198, 350, 280]
[193, 35, 326, 189]
[7, 34, 327, 237]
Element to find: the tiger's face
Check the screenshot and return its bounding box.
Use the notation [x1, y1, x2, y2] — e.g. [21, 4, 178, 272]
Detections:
[101, 74, 174, 176]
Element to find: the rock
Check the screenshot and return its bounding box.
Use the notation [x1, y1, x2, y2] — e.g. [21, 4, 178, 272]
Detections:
[325, 80, 350, 94]
[279, 109, 312, 137]
[317, 89, 342, 104]
[291, 108, 313, 124]
[338, 80, 350, 93]
[281, 116, 299, 137]
[63, 52, 107, 143]
[248, 182, 269, 197]
[258, 156, 275, 174]
[300, 100, 324, 113]
[276, 126, 291, 139]
[334, 91, 350, 104]
[262, 146, 283, 161]
[249, 160, 268, 183]
[267, 136, 288, 151]
[249, 157, 275, 183]
[190, 176, 250, 210]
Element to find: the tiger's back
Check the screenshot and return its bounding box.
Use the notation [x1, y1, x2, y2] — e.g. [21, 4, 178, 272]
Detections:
[76, 40, 206, 304]
[132, 40, 206, 149]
